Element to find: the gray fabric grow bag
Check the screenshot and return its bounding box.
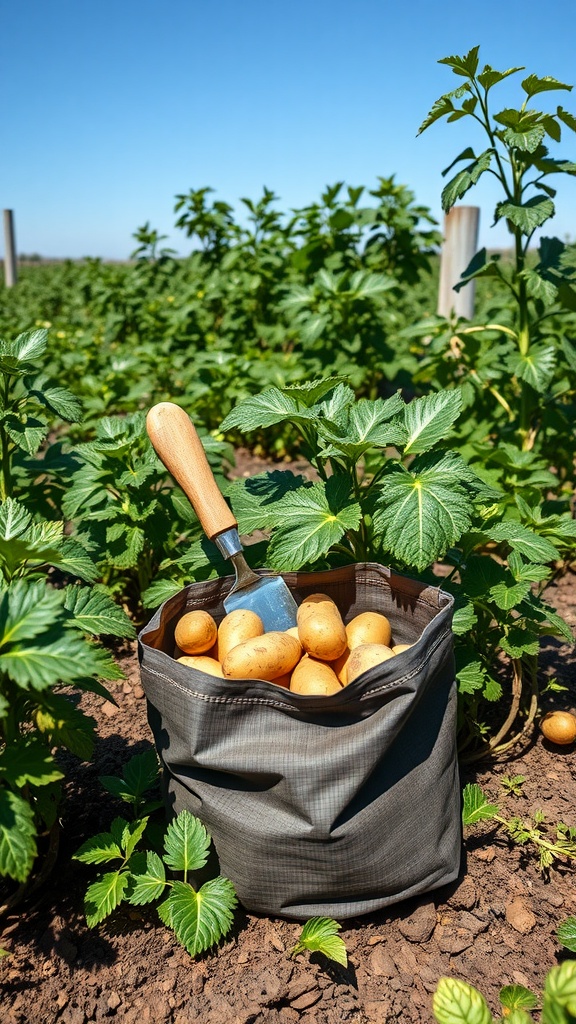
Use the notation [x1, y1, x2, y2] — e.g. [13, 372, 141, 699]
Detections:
[138, 562, 461, 920]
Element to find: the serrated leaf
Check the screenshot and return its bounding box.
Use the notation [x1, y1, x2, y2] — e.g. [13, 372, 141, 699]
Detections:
[265, 478, 362, 571]
[0, 581, 63, 647]
[403, 391, 462, 454]
[123, 750, 160, 798]
[220, 388, 315, 433]
[522, 75, 572, 98]
[63, 586, 135, 639]
[441, 150, 493, 211]
[229, 470, 307, 535]
[500, 984, 538, 1012]
[2, 329, 48, 363]
[0, 789, 37, 882]
[35, 691, 96, 760]
[160, 877, 237, 957]
[3, 415, 48, 455]
[488, 523, 559, 563]
[433, 976, 493, 1024]
[438, 47, 480, 79]
[282, 377, 347, 407]
[522, 269, 558, 305]
[503, 124, 545, 152]
[462, 784, 500, 827]
[454, 248, 502, 290]
[163, 809, 211, 873]
[318, 394, 406, 458]
[495, 196, 555, 233]
[121, 817, 149, 860]
[128, 851, 166, 905]
[0, 498, 32, 539]
[0, 738, 64, 788]
[477, 65, 523, 90]
[292, 917, 348, 966]
[30, 386, 82, 422]
[73, 832, 123, 865]
[557, 106, 576, 133]
[557, 917, 576, 953]
[452, 603, 478, 635]
[500, 625, 540, 658]
[417, 86, 469, 135]
[508, 345, 556, 392]
[457, 660, 488, 695]
[84, 870, 129, 928]
[372, 451, 476, 571]
[489, 579, 532, 611]
[141, 577, 183, 608]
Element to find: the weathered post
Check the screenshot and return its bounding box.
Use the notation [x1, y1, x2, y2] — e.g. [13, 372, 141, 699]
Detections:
[437, 206, 480, 320]
[3, 209, 18, 287]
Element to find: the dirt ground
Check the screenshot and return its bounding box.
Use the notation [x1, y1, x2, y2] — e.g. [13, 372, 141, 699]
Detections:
[1, 453, 576, 1024]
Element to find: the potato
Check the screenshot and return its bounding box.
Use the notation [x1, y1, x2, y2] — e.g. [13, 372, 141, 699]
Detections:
[222, 632, 301, 681]
[392, 643, 412, 655]
[331, 646, 351, 685]
[540, 710, 576, 746]
[290, 655, 342, 696]
[297, 593, 338, 621]
[272, 672, 292, 689]
[346, 611, 392, 650]
[177, 655, 224, 678]
[217, 608, 264, 663]
[175, 610, 218, 655]
[285, 626, 301, 640]
[346, 643, 395, 684]
[297, 598, 347, 662]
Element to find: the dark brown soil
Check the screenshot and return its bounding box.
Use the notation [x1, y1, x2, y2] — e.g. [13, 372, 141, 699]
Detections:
[2, 455, 576, 1024]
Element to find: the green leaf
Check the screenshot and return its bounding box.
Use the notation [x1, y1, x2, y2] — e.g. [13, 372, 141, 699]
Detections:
[266, 478, 362, 571]
[63, 586, 136, 639]
[220, 388, 314, 433]
[500, 625, 540, 658]
[452, 602, 478, 635]
[2, 329, 48, 363]
[522, 75, 572, 98]
[0, 738, 64, 788]
[543, 961, 576, 1020]
[229, 470, 307, 535]
[557, 106, 576, 133]
[508, 345, 556, 393]
[462, 783, 499, 826]
[128, 851, 166, 905]
[521, 269, 558, 306]
[73, 831, 123, 865]
[123, 750, 160, 799]
[417, 85, 470, 135]
[163, 809, 211, 873]
[438, 47, 480, 79]
[456, 660, 487, 695]
[372, 452, 476, 571]
[433, 976, 493, 1024]
[159, 876, 237, 957]
[121, 817, 149, 861]
[0, 582, 63, 647]
[282, 377, 347, 408]
[0, 789, 37, 882]
[31, 386, 82, 422]
[402, 390, 462, 454]
[477, 65, 523, 90]
[292, 917, 348, 966]
[500, 985, 538, 1013]
[495, 196, 555, 233]
[487, 522, 559, 563]
[84, 870, 129, 928]
[318, 394, 406, 458]
[3, 415, 48, 455]
[557, 917, 576, 953]
[441, 150, 493, 211]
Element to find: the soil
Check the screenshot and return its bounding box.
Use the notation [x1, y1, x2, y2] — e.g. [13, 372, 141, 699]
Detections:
[2, 450, 576, 1024]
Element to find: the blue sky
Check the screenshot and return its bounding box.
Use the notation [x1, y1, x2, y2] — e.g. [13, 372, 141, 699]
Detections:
[2, 0, 576, 259]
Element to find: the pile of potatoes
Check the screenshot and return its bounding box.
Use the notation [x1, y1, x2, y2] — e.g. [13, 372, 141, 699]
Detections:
[173, 593, 412, 696]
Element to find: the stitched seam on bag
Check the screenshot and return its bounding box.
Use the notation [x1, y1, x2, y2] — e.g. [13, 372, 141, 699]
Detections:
[144, 626, 452, 708]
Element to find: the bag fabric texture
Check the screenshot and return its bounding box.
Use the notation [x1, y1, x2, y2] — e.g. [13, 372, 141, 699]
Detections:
[139, 562, 462, 920]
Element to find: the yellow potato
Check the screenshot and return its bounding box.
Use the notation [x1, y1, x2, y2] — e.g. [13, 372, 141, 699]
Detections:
[217, 608, 264, 663]
[284, 626, 301, 640]
[392, 643, 412, 655]
[346, 643, 395, 684]
[174, 610, 218, 655]
[297, 593, 338, 622]
[331, 646, 351, 685]
[540, 710, 576, 746]
[346, 611, 392, 650]
[290, 655, 342, 696]
[177, 655, 224, 678]
[297, 599, 347, 662]
[222, 632, 301, 681]
[272, 671, 292, 689]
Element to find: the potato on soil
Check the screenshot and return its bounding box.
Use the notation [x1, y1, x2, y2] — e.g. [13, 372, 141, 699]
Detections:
[177, 655, 224, 678]
[175, 610, 218, 655]
[297, 599, 347, 662]
[217, 608, 264, 663]
[222, 632, 301, 681]
[345, 611, 392, 650]
[290, 655, 342, 696]
[540, 710, 576, 746]
[347, 643, 395, 684]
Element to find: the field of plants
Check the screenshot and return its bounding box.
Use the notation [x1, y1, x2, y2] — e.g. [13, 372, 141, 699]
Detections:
[2, 48, 576, 1024]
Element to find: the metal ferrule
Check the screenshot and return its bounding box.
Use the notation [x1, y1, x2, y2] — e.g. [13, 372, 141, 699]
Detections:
[214, 528, 243, 560]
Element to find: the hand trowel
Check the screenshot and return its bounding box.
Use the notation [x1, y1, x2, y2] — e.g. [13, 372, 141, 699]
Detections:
[146, 402, 298, 631]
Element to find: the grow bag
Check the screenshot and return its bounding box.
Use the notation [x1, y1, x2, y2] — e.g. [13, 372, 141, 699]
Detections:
[138, 562, 461, 920]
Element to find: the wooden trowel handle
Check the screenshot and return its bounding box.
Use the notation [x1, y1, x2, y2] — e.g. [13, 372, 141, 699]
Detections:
[146, 402, 237, 540]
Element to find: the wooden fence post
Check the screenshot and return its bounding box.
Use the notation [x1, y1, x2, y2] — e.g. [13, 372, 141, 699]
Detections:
[3, 209, 18, 287]
[437, 206, 480, 320]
